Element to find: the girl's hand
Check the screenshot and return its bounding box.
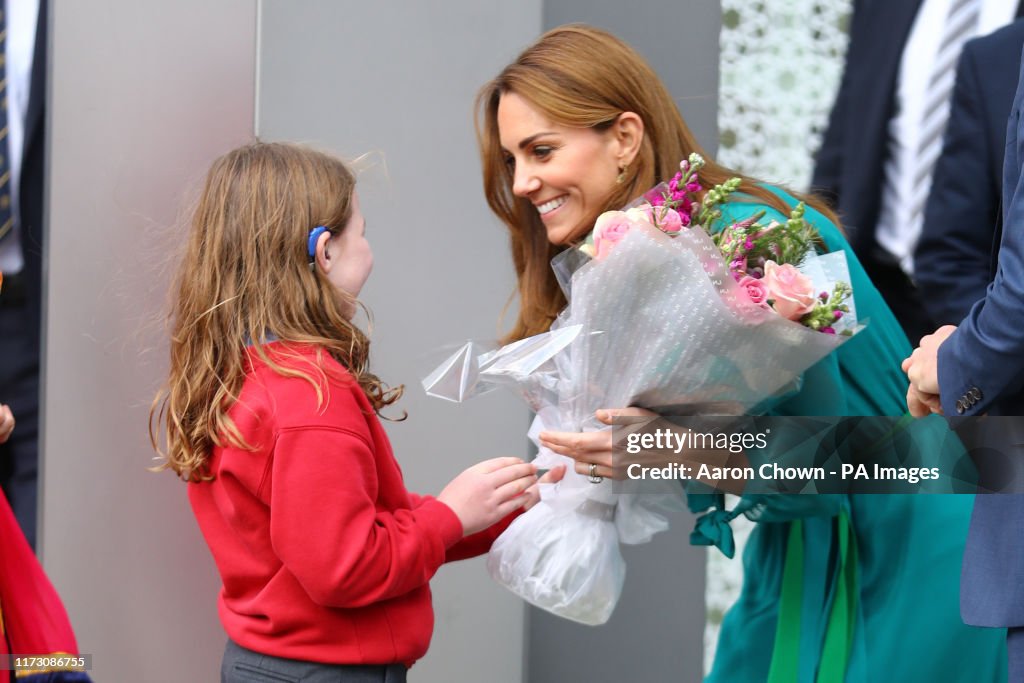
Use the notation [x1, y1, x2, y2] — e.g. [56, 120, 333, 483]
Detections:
[439, 457, 538, 535]
[539, 407, 657, 480]
[522, 464, 567, 510]
[0, 405, 14, 445]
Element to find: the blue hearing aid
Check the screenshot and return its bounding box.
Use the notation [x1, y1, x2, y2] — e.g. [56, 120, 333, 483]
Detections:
[308, 225, 329, 262]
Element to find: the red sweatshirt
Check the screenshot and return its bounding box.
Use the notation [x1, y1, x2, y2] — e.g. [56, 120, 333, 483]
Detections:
[188, 342, 518, 667]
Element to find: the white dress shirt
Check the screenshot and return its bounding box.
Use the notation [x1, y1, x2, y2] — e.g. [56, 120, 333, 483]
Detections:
[875, 0, 1017, 276]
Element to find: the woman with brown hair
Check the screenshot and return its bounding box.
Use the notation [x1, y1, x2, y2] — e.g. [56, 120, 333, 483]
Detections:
[476, 24, 1006, 682]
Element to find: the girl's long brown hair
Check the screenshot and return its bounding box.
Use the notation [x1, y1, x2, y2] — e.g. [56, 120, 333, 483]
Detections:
[151, 142, 401, 482]
[476, 24, 839, 343]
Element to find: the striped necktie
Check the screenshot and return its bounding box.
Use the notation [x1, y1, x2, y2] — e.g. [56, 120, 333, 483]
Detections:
[907, 0, 982, 260]
[0, 4, 11, 243]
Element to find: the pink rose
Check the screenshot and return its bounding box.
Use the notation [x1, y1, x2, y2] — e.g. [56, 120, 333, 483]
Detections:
[737, 275, 767, 305]
[762, 260, 816, 320]
[624, 206, 656, 226]
[653, 206, 683, 233]
[623, 205, 683, 234]
[593, 211, 638, 260]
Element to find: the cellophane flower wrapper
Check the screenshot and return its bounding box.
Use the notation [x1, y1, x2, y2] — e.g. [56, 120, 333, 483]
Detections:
[423, 209, 858, 626]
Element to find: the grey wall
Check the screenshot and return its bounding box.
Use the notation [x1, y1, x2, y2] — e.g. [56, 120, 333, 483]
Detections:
[256, 2, 542, 681]
[543, 3, 721, 156]
[42, 1, 257, 680]
[525, 5, 720, 683]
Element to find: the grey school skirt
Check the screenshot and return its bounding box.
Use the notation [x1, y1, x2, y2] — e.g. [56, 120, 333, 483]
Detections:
[221, 639, 408, 683]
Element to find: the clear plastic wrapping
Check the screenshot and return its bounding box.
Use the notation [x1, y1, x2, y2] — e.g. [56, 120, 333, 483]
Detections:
[424, 220, 857, 625]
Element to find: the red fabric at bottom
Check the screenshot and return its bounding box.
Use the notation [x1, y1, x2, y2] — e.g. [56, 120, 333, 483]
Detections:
[0, 489, 80, 659]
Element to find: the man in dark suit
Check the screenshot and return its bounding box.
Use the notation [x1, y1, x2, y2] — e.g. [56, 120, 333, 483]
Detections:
[905, 47, 1024, 680]
[915, 20, 1024, 325]
[0, 0, 47, 549]
[812, 0, 1024, 345]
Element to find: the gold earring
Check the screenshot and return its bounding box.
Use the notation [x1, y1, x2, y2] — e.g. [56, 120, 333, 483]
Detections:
[616, 163, 628, 185]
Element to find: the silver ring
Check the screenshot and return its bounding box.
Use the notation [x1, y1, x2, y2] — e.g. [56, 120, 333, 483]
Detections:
[588, 463, 603, 484]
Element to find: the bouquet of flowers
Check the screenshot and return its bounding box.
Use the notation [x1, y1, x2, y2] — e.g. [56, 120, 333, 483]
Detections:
[423, 154, 860, 624]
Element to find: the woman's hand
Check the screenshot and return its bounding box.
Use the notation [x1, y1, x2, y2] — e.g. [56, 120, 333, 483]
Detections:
[0, 405, 14, 445]
[539, 407, 657, 480]
[540, 407, 749, 494]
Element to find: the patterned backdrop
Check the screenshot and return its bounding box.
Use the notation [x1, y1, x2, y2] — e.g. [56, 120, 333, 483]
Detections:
[706, 0, 852, 672]
[717, 0, 852, 190]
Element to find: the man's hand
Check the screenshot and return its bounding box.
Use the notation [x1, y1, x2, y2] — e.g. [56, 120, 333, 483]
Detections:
[902, 325, 957, 415]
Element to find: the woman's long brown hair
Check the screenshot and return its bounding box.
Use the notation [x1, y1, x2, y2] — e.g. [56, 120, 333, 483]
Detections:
[476, 24, 839, 343]
[151, 142, 401, 482]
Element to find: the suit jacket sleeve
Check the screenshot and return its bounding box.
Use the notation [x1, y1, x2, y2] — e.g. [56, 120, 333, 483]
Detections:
[914, 41, 1001, 325]
[939, 55, 1024, 415]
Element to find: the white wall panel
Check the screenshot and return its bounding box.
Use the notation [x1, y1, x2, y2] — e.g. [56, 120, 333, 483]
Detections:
[44, 2, 258, 680]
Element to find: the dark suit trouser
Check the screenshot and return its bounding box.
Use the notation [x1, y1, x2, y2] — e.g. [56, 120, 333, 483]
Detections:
[0, 303, 40, 550]
[860, 250, 936, 346]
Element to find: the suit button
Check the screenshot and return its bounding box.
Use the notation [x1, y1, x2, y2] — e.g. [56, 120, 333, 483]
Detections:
[957, 400, 966, 414]
[971, 388, 983, 401]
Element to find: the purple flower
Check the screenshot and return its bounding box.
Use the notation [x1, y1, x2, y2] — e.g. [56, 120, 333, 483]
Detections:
[744, 237, 754, 250]
[822, 327, 836, 335]
[686, 181, 701, 193]
[642, 188, 664, 204]
[833, 310, 844, 320]
[676, 196, 695, 216]
[819, 291, 829, 301]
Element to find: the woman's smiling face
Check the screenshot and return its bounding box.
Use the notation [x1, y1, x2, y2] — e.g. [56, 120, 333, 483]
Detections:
[497, 92, 623, 245]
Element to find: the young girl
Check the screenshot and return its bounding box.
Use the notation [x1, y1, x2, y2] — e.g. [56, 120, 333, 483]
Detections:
[151, 142, 558, 682]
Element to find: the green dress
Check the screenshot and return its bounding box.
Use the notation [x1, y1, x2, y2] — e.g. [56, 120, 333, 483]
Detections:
[690, 188, 1007, 682]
